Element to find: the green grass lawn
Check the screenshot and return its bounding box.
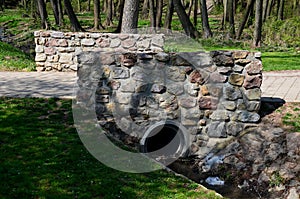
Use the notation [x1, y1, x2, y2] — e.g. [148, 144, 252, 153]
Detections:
[261, 52, 300, 71]
[0, 97, 221, 199]
[0, 41, 35, 71]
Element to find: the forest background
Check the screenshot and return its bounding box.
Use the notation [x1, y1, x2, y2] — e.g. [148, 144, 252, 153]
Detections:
[0, 0, 300, 71]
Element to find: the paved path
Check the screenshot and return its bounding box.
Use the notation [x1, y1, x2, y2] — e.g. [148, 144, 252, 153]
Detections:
[0, 71, 299, 102]
[0, 72, 77, 99]
[261, 70, 300, 103]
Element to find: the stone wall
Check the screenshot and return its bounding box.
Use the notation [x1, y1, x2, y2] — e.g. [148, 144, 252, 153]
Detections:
[76, 50, 263, 158]
[34, 31, 164, 72]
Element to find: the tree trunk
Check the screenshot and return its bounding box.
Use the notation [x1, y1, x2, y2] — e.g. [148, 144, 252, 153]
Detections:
[188, 0, 194, 17]
[103, 0, 107, 13]
[164, 0, 174, 29]
[294, 0, 300, 15]
[0, 0, 4, 11]
[50, 0, 60, 25]
[262, 0, 269, 22]
[115, 0, 125, 32]
[77, 0, 81, 12]
[57, 0, 64, 26]
[254, 0, 263, 47]
[22, 0, 27, 10]
[31, 0, 37, 19]
[278, 0, 284, 20]
[222, 0, 228, 29]
[200, 0, 213, 38]
[121, 0, 140, 33]
[142, 0, 149, 19]
[87, 0, 91, 11]
[193, 0, 198, 27]
[149, 0, 156, 27]
[94, 0, 104, 30]
[236, 0, 255, 39]
[222, 0, 235, 36]
[156, 0, 163, 27]
[266, 0, 274, 19]
[64, 0, 84, 31]
[37, 0, 48, 29]
[228, 0, 235, 37]
[105, 0, 114, 26]
[173, 0, 200, 38]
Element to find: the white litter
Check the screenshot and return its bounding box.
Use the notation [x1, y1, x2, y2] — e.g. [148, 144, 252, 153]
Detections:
[205, 177, 225, 186]
[202, 153, 225, 172]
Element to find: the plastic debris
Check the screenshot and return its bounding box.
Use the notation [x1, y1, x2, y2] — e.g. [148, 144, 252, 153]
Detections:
[202, 153, 225, 172]
[205, 177, 225, 186]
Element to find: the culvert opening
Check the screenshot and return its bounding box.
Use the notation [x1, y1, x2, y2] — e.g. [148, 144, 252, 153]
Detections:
[140, 121, 188, 159]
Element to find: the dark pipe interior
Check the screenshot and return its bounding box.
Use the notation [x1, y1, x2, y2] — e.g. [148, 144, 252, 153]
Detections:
[143, 124, 182, 157]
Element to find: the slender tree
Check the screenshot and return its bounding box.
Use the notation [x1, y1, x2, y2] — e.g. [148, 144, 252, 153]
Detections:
[254, 0, 263, 47]
[31, 0, 38, 19]
[278, 0, 284, 20]
[193, 0, 198, 27]
[293, 0, 300, 15]
[57, 0, 64, 26]
[36, 0, 48, 29]
[121, 0, 140, 33]
[200, 0, 213, 38]
[266, 0, 274, 19]
[115, 0, 125, 32]
[64, 0, 84, 31]
[149, 0, 156, 27]
[228, 0, 235, 37]
[156, 0, 163, 27]
[142, 0, 149, 19]
[105, 0, 114, 26]
[0, 0, 4, 11]
[87, 0, 91, 11]
[50, 0, 60, 26]
[77, 0, 81, 12]
[22, 0, 27, 10]
[164, 0, 174, 29]
[237, 0, 255, 39]
[222, 0, 228, 29]
[173, 0, 200, 38]
[262, 0, 269, 22]
[94, 0, 104, 29]
[188, 0, 194, 17]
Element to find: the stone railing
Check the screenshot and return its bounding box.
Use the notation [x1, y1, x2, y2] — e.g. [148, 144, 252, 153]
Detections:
[76, 50, 263, 159]
[34, 31, 164, 72]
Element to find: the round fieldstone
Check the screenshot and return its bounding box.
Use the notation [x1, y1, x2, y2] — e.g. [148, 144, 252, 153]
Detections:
[234, 111, 260, 123]
[223, 83, 243, 100]
[210, 51, 234, 66]
[229, 73, 245, 86]
[245, 60, 263, 75]
[243, 74, 263, 89]
[154, 52, 170, 62]
[207, 122, 227, 138]
[242, 88, 262, 101]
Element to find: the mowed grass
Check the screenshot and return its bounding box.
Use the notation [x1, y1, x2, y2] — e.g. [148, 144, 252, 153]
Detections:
[261, 52, 300, 71]
[0, 97, 221, 199]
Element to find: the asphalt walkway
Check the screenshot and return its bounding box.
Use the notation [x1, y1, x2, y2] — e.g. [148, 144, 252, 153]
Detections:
[0, 71, 299, 102]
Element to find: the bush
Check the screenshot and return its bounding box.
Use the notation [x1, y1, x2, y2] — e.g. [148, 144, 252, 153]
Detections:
[263, 16, 300, 48]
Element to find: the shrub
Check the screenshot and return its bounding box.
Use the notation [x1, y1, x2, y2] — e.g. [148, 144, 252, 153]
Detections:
[263, 16, 300, 48]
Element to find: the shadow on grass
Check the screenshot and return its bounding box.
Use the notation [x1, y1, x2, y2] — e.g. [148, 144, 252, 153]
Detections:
[0, 97, 219, 199]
